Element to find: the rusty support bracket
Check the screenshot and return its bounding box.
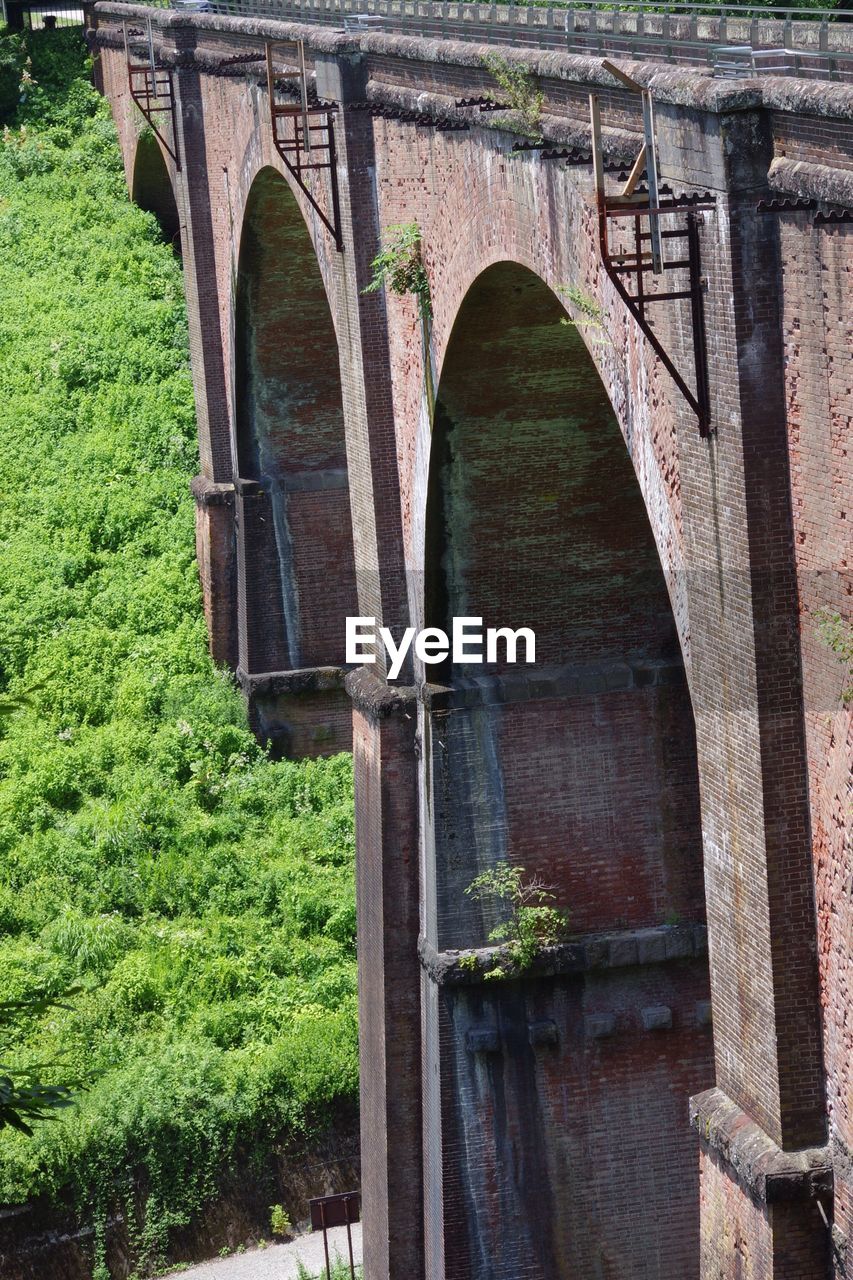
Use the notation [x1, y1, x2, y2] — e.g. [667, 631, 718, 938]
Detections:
[123, 21, 180, 170]
[590, 68, 714, 437]
[265, 40, 343, 252]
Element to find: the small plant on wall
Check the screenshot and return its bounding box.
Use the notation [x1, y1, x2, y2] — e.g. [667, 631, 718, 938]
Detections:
[363, 221, 432, 320]
[816, 610, 852, 704]
[482, 52, 544, 141]
[465, 862, 569, 980]
[557, 283, 611, 347]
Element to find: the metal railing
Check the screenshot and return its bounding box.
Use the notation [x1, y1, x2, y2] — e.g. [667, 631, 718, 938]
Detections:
[210, 0, 852, 77]
[4, 0, 86, 26]
[104, 0, 853, 79]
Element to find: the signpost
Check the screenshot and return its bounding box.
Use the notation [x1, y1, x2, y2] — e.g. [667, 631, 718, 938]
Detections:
[308, 1191, 360, 1280]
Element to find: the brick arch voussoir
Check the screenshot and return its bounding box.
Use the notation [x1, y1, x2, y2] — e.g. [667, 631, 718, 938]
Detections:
[422, 194, 694, 692]
[232, 136, 346, 353]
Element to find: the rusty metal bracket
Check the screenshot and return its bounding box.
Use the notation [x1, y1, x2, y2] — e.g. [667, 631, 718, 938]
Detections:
[123, 20, 180, 171]
[266, 40, 343, 252]
[590, 61, 714, 437]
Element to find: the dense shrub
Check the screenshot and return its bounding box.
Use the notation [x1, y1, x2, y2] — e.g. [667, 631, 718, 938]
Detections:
[0, 29, 357, 1276]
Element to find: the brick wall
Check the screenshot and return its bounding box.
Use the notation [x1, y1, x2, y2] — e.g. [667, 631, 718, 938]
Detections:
[94, 14, 852, 1275]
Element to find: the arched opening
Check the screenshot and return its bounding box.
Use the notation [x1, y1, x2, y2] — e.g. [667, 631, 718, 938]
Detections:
[421, 262, 713, 1279]
[233, 168, 357, 755]
[131, 131, 181, 254]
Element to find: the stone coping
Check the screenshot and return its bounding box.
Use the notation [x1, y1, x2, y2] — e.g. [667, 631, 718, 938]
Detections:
[690, 1087, 832, 1203]
[419, 921, 708, 985]
[94, 3, 853, 121]
[769, 156, 853, 205]
[345, 666, 417, 718]
[237, 664, 350, 696]
[190, 475, 235, 507]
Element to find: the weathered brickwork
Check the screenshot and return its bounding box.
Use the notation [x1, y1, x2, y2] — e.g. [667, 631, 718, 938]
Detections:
[780, 204, 852, 1272]
[94, 10, 851, 1275]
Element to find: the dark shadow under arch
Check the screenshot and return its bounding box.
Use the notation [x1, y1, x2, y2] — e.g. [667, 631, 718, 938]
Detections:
[420, 261, 713, 1280]
[233, 167, 357, 699]
[131, 131, 181, 254]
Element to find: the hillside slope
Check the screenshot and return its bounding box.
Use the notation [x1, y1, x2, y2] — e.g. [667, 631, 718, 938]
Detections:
[0, 30, 357, 1278]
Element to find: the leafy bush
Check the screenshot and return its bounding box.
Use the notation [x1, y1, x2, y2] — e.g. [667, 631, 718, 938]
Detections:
[363, 222, 432, 320]
[482, 52, 544, 141]
[465, 863, 569, 979]
[0, 29, 357, 1274]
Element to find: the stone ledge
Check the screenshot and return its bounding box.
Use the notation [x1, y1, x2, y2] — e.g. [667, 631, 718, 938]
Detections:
[345, 666, 417, 720]
[690, 1087, 832, 1203]
[93, 4, 853, 122]
[190, 475, 235, 508]
[363, 78, 641, 156]
[419, 922, 707, 986]
[238, 665, 349, 697]
[769, 156, 853, 208]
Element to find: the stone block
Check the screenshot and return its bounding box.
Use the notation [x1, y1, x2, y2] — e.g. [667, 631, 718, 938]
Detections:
[528, 1019, 559, 1048]
[585, 1012, 616, 1039]
[635, 928, 668, 965]
[641, 1005, 673, 1032]
[696, 1000, 713, 1027]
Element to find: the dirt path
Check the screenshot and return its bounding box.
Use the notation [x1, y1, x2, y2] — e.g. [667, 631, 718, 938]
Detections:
[164, 1223, 362, 1279]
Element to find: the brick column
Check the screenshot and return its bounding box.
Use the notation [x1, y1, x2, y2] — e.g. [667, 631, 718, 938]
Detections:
[318, 47, 425, 1272]
[347, 670, 424, 1280]
[169, 25, 238, 670]
[657, 99, 829, 1272]
[315, 51, 414, 679]
[191, 477, 237, 669]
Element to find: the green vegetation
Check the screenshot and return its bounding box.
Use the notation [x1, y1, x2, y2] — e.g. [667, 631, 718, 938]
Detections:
[1, 989, 81, 1134]
[295, 1259, 362, 1280]
[482, 53, 544, 142]
[0, 27, 357, 1277]
[557, 284, 611, 347]
[363, 221, 432, 320]
[465, 863, 569, 980]
[816, 610, 853, 703]
[270, 1203, 293, 1237]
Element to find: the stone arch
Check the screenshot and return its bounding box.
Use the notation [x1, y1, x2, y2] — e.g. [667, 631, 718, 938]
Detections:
[131, 130, 181, 253]
[419, 261, 714, 1279]
[233, 166, 357, 755]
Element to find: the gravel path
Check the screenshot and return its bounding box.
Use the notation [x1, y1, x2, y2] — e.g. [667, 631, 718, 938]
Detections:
[164, 1224, 362, 1279]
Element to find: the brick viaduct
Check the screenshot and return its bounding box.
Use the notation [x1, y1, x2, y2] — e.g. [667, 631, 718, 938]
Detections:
[92, 6, 852, 1275]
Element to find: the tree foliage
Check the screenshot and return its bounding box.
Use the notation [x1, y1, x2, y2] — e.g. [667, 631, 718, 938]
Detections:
[363, 221, 432, 319]
[0, 29, 357, 1275]
[465, 862, 569, 979]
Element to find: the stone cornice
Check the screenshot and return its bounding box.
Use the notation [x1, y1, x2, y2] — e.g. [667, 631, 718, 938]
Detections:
[345, 666, 417, 719]
[93, 3, 853, 122]
[690, 1088, 832, 1203]
[419, 922, 707, 986]
[237, 665, 349, 696]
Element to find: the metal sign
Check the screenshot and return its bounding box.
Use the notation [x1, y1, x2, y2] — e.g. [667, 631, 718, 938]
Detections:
[309, 1190, 360, 1280]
